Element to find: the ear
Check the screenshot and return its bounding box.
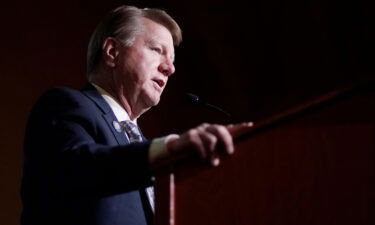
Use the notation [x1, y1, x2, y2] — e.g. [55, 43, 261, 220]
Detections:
[102, 37, 120, 68]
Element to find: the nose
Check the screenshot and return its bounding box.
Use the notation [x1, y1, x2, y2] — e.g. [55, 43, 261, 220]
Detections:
[158, 58, 175, 77]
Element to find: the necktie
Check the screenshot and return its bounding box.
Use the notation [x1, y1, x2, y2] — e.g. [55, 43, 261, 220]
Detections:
[120, 120, 143, 143]
[120, 120, 155, 212]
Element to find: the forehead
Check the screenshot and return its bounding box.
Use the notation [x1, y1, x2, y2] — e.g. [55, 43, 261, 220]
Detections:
[141, 18, 172, 37]
[141, 18, 174, 49]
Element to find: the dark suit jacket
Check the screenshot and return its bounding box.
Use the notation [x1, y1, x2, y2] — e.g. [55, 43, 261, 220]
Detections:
[21, 84, 154, 225]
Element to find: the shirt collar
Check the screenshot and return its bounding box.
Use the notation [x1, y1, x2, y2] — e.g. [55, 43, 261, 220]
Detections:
[91, 83, 137, 123]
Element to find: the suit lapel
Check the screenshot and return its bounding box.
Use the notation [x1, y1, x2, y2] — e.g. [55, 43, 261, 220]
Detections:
[81, 84, 153, 223]
[81, 83, 129, 145]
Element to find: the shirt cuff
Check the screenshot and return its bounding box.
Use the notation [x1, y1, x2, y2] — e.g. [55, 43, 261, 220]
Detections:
[148, 134, 180, 166]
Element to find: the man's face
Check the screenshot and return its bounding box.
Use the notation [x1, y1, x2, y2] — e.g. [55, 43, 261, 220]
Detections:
[114, 18, 175, 110]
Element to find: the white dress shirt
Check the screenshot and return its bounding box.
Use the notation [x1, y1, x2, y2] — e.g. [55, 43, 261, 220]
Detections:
[91, 83, 179, 158]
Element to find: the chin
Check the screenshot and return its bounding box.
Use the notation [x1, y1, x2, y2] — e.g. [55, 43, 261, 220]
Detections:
[144, 95, 161, 107]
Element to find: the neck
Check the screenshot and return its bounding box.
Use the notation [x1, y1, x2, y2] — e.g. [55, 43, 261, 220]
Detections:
[90, 70, 149, 120]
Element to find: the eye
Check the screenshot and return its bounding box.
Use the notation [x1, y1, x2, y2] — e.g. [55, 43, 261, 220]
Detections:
[151, 47, 162, 54]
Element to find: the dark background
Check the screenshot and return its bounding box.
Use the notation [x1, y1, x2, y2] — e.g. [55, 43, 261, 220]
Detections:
[0, 0, 373, 224]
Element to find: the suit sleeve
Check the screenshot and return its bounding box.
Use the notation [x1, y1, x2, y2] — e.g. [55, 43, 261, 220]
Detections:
[23, 88, 153, 197]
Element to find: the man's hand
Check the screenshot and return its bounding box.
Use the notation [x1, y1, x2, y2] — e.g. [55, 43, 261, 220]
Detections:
[167, 122, 253, 166]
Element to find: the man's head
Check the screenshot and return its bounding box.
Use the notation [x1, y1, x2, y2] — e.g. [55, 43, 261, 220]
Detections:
[87, 5, 182, 119]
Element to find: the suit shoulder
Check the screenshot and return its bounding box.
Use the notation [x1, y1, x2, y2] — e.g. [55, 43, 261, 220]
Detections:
[41, 87, 85, 103]
[29, 87, 98, 117]
[38, 86, 95, 107]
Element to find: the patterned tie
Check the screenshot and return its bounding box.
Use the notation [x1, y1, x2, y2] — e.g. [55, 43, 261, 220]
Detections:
[119, 120, 155, 212]
[120, 120, 143, 143]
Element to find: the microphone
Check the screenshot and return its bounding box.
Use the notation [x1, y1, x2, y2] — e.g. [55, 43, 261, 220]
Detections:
[185, 93, 236, 122]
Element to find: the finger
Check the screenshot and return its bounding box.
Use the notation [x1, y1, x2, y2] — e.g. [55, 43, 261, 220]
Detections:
[197, 123, 220, 152]
[178, 129, 207, 159]
[206, 125, 234, 155]
[199, 123, 210, 129]
[210, 155, 220, 167]
[198, 131, 218, 154]
[188, 125, 226, 167]
[199, 131, 222, 166]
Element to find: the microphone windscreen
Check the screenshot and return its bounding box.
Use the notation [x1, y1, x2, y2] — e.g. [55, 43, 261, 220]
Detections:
[185, 93, 200, 105]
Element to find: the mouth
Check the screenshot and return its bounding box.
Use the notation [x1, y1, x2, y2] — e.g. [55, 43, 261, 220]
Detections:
[152, 78, 165, 90]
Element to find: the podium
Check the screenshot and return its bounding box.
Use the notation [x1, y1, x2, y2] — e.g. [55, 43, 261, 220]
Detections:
[154, 82, 374, 225]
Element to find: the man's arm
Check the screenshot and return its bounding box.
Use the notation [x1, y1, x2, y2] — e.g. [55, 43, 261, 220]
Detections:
[23, 88, 153, 197]
[148, 123, 253, 171]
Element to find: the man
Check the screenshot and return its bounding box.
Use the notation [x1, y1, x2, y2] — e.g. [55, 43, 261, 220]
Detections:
[21, 5, 251, 225]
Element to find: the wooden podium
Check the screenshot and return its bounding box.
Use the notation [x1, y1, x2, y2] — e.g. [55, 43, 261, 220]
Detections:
[154, 82, 374, 225]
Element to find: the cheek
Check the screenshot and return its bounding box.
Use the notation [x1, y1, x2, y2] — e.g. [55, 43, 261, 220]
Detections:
[140, 50, 161, 68]
[119, 50, 160, 84]
[138, 58, 160, 79]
